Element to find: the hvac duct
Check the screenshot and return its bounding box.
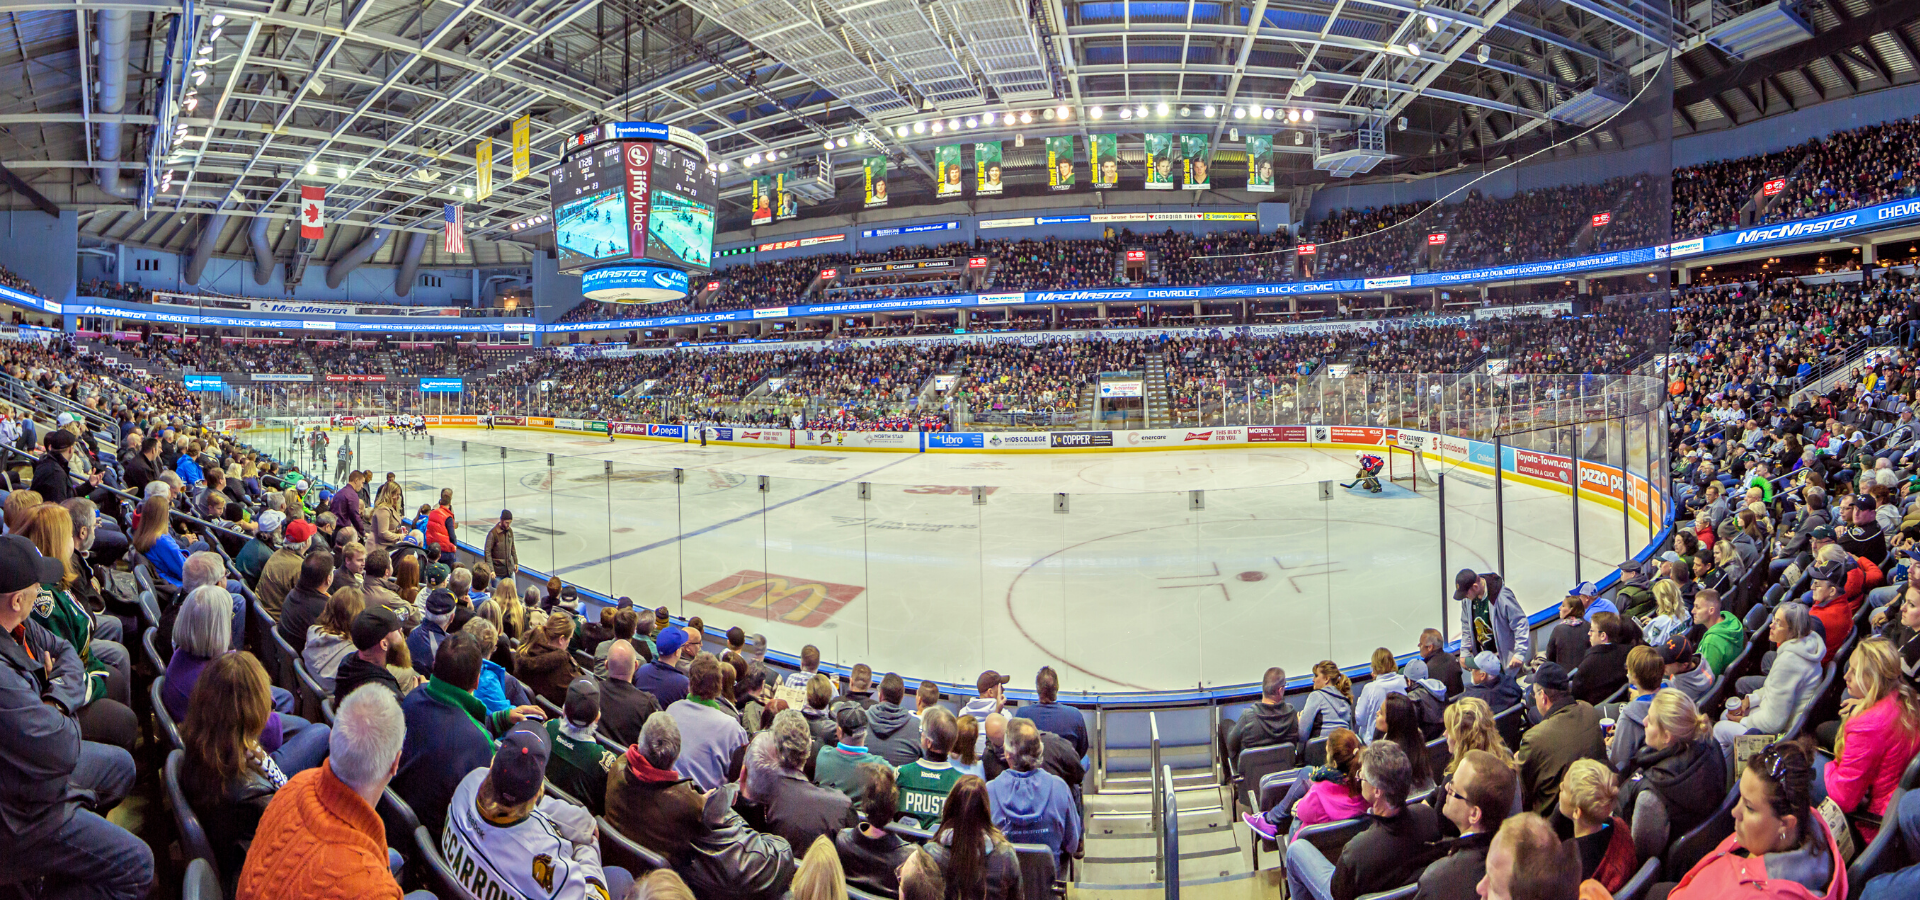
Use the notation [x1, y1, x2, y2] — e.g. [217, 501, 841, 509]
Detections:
[248, 216, 274, 285]
[183, 214, 230, 285]
[94, 10, 139, 200]
[325, 228, 391, 289]
[393, 231, 428, 297]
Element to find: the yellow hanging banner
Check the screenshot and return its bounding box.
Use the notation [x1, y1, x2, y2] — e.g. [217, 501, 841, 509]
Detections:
[510, 114, 530, 181]
[475, 139, 493, 200]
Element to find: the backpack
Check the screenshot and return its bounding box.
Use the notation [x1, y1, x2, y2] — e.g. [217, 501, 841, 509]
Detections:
[1405, 680, 1446, 741]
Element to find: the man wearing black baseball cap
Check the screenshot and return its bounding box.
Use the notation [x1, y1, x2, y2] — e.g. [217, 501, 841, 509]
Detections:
[334, 606, 404, 702]
[0, 534, 154, 900]
[442, 725, 633, 900]
[1838, 492, 1888, 563]
[545, 678, 617, 813]
[1514, 660, 1604, 816]
[1454, 569, 1530, 670]
[30, 428, 103, 504]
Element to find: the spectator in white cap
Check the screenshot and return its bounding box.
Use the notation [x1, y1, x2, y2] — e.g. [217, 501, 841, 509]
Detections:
[236, 508, 285, 584]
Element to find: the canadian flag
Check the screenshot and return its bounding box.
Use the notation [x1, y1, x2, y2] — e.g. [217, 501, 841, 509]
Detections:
[299, 186, 326, 239]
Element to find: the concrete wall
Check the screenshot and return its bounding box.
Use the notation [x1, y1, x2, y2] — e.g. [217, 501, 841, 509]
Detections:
[0, 209, 79, 309]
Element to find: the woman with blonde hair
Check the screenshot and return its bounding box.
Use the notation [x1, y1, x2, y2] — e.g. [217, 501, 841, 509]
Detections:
[1822, 637, 1920, 841]
[514, 605, 578, 705]
[369, 481, 408, 550]
[1298, 659, 1355, 745]
[791, 835, 849, 900]
[1442, 696, 1515, 775]
[23, 502, 136, 749]
[492, 578, 527, 642]
[1560, 758, 1637, 892]
[1714, 537, 1747, 590]
[1645, 579, 1688, 647]
[1619, 688, 1726, 854]
[1351, 647, 1407, 745]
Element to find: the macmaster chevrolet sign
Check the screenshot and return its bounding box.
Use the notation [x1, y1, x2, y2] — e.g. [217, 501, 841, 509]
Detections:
[35, 193, 1920, 333]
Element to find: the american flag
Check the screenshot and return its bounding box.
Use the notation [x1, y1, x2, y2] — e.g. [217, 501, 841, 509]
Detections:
[442, 203, 466, 254]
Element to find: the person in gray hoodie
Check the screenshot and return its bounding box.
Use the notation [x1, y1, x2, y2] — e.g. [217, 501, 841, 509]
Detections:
[1353, 649, 1408, 745]
[864, 672, 924, 767]
[1296, 661, 1355, 745]
[1711, 602, 1826, 760]
[1455, 569, 1531, 669]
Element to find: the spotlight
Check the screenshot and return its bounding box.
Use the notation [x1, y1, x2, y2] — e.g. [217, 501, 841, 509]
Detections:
[192, 70, 207, 85]
[1301, 108, 1314, 122]
[1042, 109, 1054, 121]
[1250, 105, 1262, 118]
[1287, 109, 1300, 122]
[336, 165, 348, 178]
[1019, 110, 1032, 124]
[197, 44, 212, 56]
[1119, 108, 1132, 120]
[1055, 104, 1070, 119]
[1203, 104, 1216, 117]
[1178, 106, 1190, 117]
[931, 121, 943, 133]
[835, 137, 849, 148]
[895, 125, 909, 137]
[947, 118, 960, 129]
[966, 116, 979, 127]
[853, 133, 865, 145]
[305, 162, 316, 175]
[718, 162, 729, 172]
[983, 111, 997, 124]
[1406, 41, 1422, 56]
[823, 139, 835, 150]
[462, 185, 473, 198]
[1234, 107, 1246, 119]
[209, 28, 222, 41]
[1425, 14, 1438, 32]
[1156, 102, 1169, 115]
[182, 96, 199, 112]
[913, 121, 926, 133]
[746, 152, 760, 164]
[1262, 108, 1274, 120]
[210, 13, 225, 25]
[1087, 107, 1101, 119]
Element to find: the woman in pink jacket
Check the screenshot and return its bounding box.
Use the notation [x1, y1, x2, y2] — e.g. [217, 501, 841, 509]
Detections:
[1821, 637, 1920, 842]
[1671, 738, 1847, 900]
[1244, 727, 1368, 841]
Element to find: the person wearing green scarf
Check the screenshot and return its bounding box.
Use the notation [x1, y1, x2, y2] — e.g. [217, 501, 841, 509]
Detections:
[393, 632, 544, 835]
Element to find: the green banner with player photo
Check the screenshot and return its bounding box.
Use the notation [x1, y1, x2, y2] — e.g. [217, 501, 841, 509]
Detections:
[1246, 135, 1275, 193]
[1144, 134, 1177, 189]
[975, 142, 1004, 195]
[750, 176, 773, 225]
[862, 157, 889, 207]
[1181, 134, 1212, 189]
[1045, 136, 1075, 191]
[935, 144, 963, 197]
[774, 171, 800, 221]
[1090, 134, 1119, 188]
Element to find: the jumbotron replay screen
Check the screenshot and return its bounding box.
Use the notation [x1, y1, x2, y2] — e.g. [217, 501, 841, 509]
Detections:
[548, 134, 716, 275]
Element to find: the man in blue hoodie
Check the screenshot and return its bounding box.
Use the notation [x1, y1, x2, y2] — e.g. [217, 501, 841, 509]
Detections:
[393, 632, 543, 835]
[1013, 666, 1088, 759]
[987, 718, 1081, 862]
[406, 588, 456, 678]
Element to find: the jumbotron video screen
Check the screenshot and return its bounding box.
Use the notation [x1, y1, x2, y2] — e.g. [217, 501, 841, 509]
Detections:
[643, 143, 716, 271]
[551, 143, 629, 272]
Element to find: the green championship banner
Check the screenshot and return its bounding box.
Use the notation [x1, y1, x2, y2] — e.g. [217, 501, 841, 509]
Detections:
[975, 141, 1003, 195]
[1046, 136, 1075, 191]
[1181, 134, 1212, 190]
[936, 144, 964, 197]
[750, 176, 773, 225]
[774, 171, 800, 221]
[1144, 134, 1177, 189]
[1090, 134, 1118, 189]
[1246, 134, 1275, 193]
[862, 157, 889, 207]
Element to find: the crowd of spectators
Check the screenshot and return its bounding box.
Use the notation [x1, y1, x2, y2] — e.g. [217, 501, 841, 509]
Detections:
[1303, 201, 1427, 278]
[1442, 178, 1648, 268]
[1763, 116, 1920, 228]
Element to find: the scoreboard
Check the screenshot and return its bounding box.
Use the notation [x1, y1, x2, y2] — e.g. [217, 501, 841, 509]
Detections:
[547, 122, 716, 287]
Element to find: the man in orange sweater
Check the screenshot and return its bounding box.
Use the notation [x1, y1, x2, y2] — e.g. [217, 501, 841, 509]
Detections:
[239, 686, 408, 900]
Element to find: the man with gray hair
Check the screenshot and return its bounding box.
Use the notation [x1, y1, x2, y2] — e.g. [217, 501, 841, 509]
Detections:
[987, 717, 1081, 861]
[180, 550, 245, 659]
[743, 709, 852, 856]
[1284, 739, 1440, 900]
[605, 712, 705, 858]
[236, 686, 409, 900]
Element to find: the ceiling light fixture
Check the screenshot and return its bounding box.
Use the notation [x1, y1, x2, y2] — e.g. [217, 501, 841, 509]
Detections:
[913, 121, 927, 133]
[1287, 108, 1300, 122]
[1406, 41, 1422, 56]
[1136, 104, 1148, 117]
[210, 13, 225, 25]
[1019, 110, 1032, 124]
[1477, 44, 1490, 63]
[966, 116, 979, 127]
[947, 118, 960, 129]
[1301, 108, 1314, 122]
[1118, 107, 1132, 120]
[983, 111, 997, 124]
[823, 139, 835, 150]
[1055, 104, 1070, 119]
[1234, 107, 1246, 119]
[1042, 108, 1055, 121]
[1178, 105, 1191, 116]
[931, 121, 943, 133]
[305, 162, 316, 175]
[1203, 104, 1216, 117]
[1156, 102, 1169, 115]
[718, 162, 729, 172]
[835, 137, 849, 148]
[1426, 14, 1439, 32]
[1262, 108, 1274, 119]
[336, 165, 348, 178]
[1088, 106, 1102, 119]
[191, 70, 207, 85]
[895, 125, 909, 137]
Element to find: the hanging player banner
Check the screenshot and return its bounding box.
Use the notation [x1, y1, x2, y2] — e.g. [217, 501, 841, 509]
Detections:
[935, 145, 963, 197]
[1144, 134, 1177, 189]
[1246, 134, 1275, 193]
[1045, 136, 1075, 191]
[475, 139, 493, 201]
[975, 142, 1003, 195]
[750, 176, 773, 226]
[510, 113, 531, 181]
[1181, 134, 1212, 190]
[862, 157, 889, 207]
[774, 170, 800, 221]
[1090, 134, 1118, 189]
[298, 185, 326, 239]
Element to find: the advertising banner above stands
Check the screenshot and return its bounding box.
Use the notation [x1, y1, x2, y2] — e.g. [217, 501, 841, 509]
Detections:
[71, 302, 535, 333]
[977, 210, 1260, 230]
[1667, 194, 1920, 257]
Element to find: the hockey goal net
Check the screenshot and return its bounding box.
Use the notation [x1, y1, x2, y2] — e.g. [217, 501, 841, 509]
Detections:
[1387, 443, 1437, 491]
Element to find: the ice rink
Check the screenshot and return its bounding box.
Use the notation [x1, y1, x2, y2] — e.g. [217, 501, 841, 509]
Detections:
[307, 425, 1649, 694]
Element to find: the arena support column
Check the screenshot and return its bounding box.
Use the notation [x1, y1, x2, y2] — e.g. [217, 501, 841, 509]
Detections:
[1494, 434, 1506, 574]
